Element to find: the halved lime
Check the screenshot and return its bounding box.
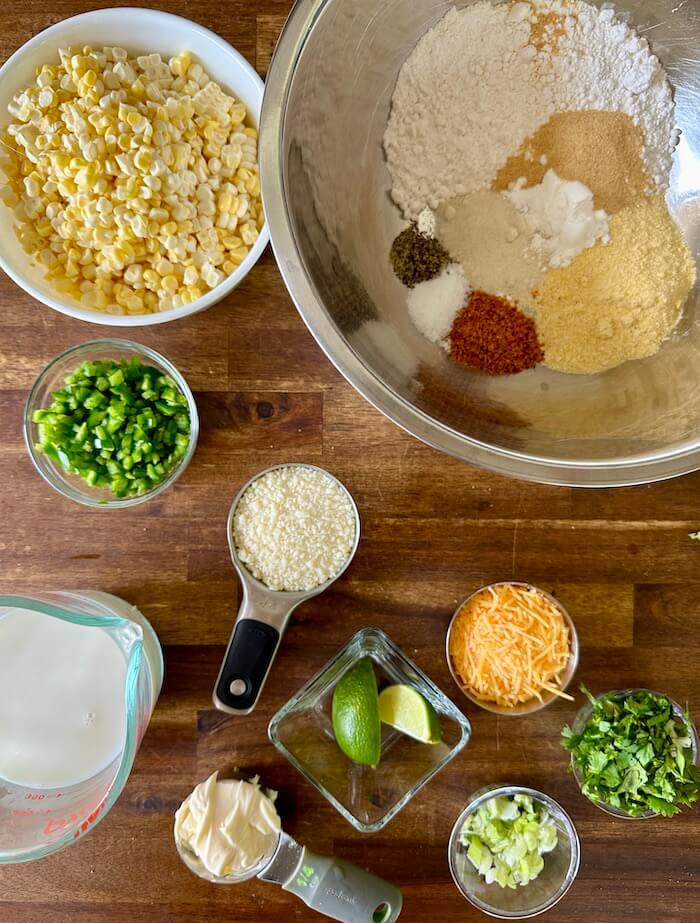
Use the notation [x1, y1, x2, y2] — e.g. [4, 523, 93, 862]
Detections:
[378, 684, 442, 744]
[332, 658, 381, 768]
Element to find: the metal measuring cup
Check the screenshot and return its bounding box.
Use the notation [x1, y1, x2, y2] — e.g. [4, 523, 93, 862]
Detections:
[177, 823, 402, 923]
[213, 464, 361, 715]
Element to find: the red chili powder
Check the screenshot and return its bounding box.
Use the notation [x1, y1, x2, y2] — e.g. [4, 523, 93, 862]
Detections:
[449, 290, 543, 375]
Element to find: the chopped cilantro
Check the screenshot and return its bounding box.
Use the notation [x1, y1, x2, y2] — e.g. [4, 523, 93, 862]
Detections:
[561, 686, 700, 817]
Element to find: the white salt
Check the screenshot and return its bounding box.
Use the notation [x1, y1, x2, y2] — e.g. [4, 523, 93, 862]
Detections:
[407, 264, 470, 344]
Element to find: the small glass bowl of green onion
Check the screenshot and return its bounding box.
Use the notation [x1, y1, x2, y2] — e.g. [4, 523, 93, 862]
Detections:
[448, 785, 580, 919]
[24, 339, 198, 508]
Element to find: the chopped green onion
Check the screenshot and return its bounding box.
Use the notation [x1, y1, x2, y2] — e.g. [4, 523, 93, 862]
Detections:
[459, 794, 557, 889]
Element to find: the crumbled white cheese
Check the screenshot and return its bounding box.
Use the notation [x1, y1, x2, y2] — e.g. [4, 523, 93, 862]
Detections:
[233, 466, 356, 592]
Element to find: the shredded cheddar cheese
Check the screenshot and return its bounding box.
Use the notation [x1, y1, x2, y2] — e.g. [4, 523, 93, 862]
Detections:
[448, 583, 574, 708]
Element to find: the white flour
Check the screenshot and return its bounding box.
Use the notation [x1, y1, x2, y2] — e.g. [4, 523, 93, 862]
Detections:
[384, 0, 676, 218]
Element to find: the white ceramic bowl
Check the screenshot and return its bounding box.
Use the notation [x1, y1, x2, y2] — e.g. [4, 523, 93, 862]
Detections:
[0, 8, 268, 326]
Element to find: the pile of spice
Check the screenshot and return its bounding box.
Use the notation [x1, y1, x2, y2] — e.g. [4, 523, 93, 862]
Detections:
[232, 464, 356, 592]
[406, 264, 469, 345]
[389, 223, 449, 287]
[532, 195, 695, 373]
[450, 292, 543, 375]
[385, 0, 695, 376]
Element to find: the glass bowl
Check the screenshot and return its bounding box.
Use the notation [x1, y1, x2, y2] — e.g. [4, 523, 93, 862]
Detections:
[446, 582, 579, 716]
[448, 785, 580, 919]
[569, 687, 700, 819]
[24, 339, 199, 508]
[268, 627, 471, 832]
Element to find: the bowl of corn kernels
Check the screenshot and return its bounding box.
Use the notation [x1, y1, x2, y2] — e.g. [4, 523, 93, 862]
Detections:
[0, 8, 268, 325]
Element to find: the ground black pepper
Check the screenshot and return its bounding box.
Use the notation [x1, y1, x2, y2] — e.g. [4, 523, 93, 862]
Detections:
[390, 223, 450, 287]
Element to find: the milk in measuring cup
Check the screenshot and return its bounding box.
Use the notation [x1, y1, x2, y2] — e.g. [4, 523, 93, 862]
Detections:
[0, 607, 127, 789]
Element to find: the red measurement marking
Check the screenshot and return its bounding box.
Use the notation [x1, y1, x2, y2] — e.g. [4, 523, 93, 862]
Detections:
[44, 798, 108, 839]
[44, 817, 68, 835]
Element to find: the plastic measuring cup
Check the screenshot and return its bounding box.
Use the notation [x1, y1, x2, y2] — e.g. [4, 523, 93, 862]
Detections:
[213, 464, 360, 715]
[177, 825, 402, 923]
[0, 590, 163, 864]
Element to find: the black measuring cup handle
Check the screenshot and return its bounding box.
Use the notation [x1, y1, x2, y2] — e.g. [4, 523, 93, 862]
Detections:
[214, 619, 280, 712]
[212, 587, 298, 715]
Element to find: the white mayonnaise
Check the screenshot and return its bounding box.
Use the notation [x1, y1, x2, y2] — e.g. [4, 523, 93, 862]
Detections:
[174, 772, 281, 878]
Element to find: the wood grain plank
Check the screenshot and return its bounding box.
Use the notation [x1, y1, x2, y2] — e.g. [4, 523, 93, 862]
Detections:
[256, 14, 288, 77]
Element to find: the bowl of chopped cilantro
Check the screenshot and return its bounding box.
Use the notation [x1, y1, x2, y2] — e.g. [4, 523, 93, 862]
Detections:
[562, 686, 700, 819]
[448, 785, 580, 919]
[25, 339, 198, 507]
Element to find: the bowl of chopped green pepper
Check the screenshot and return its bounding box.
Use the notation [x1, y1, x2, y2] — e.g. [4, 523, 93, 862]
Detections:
[562, 686, 700, 819]
[25, 339, 198, 508]
[448, 785, 580, 919]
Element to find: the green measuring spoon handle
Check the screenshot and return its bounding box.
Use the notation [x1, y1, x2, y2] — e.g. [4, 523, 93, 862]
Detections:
[282, 846, 402, 923]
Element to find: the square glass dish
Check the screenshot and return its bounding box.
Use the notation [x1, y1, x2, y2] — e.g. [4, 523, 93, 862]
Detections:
[268, 627, 472, 832]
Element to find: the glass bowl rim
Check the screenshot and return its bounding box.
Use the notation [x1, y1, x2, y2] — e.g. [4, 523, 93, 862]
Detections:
[448, 783, 581, 919]
[268, 626, 472, 832]
[24, 338, 199, 509]
[569, 686, 700, 819]
[445, 581, 579, 716]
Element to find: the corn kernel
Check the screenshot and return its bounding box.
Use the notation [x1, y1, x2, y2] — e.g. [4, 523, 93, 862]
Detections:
[134, 147, 152, 171]
[160, 273, 178, 294]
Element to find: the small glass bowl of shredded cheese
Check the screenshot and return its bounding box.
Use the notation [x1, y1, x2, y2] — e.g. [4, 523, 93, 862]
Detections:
[446, 582, 579, 716]
[0, 9, 267, 324]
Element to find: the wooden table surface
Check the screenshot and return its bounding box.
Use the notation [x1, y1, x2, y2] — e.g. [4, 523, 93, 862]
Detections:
[1, 2, 699, 921]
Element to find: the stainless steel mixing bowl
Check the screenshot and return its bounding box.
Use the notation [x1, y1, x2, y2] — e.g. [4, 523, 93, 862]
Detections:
[260, 0, 700, 486]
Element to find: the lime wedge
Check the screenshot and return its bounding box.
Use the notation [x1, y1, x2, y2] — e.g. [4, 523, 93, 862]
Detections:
[332, 658, 381, 768]
[378, 684, 442, 744]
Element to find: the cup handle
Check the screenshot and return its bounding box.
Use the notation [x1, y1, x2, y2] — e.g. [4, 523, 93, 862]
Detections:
[282, 848, 403, 923]
[213, 583, 297, 714]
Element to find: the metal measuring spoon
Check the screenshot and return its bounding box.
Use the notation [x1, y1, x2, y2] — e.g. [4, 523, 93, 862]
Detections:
[177, 828, 402, 922]
[213, 463, 361, 715]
